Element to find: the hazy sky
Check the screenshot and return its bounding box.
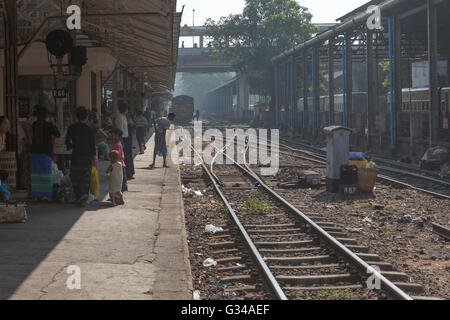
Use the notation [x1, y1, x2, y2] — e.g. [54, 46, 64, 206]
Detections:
[177, 0, 370, 26]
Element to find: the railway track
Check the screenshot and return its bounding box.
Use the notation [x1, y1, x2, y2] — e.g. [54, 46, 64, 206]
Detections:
[186, 126, 449, 198]
[273, 137, 450, 200]
[180, 128, 441, 300]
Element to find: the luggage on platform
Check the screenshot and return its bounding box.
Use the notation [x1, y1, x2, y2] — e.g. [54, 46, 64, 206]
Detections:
[0, 204, 27, 223]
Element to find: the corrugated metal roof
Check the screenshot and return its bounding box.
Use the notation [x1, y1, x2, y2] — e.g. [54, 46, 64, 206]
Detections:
[1, 0, 181, 91]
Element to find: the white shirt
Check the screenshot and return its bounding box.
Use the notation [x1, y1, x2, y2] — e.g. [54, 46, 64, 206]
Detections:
[115, 114, 129, 138]
[109, 162, 123, 193]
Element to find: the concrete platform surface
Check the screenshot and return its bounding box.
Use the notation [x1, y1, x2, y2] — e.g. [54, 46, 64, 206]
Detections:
[0, 130, 193, 300]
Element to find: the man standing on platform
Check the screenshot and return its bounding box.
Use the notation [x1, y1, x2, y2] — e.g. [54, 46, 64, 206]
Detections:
[149, 113, 176, 169]
[115, 104, 135, 180]
[66, 107, 96, 207]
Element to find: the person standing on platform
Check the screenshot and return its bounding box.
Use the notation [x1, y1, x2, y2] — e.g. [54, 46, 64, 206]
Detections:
[149, 113, 176, 169]
[30, 106, 60, 201]
[110, 128, 127, 193]
[115, 104, 135, 180]
[106, 150, 124, 206]
[144, 108, 152, 133]
[66, 107, 96, 207]
[135, 111, 148, 154]
[194, 110, 200, 122]
[150, 108, 156, 123]
[0, 116, 10, 152]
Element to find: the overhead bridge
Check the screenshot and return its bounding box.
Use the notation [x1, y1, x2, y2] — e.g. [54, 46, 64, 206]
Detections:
[177, 24, 337, 73]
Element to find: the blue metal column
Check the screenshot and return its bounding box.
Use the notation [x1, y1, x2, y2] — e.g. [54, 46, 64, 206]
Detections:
[386, 17, 395, 150]
[273, 64, 279, 129]
[342, 37, 347, 127]
[312, 48, 317, 137]
[290, 56, 295, 133]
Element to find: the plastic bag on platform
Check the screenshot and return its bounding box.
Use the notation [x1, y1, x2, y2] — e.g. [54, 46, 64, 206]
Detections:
[90, 166, 100, 198]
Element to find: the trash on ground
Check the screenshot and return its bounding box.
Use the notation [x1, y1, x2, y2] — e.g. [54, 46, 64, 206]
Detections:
[203, 258, 218, 267]
[182, 185, 204, 197]
[205, 224, 224, 234]
[363, 217, 373, 224]
[193, 290, 201, 300]
[212, 283, 233, 287]
[420, 146, 449, 171]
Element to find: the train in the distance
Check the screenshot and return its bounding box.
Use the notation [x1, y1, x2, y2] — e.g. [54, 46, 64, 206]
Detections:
[292, 87, 450, 144]
[170, 95, 195, 125]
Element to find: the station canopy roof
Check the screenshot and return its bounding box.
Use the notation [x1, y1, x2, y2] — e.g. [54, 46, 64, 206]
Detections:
[1, 0, 182, 91]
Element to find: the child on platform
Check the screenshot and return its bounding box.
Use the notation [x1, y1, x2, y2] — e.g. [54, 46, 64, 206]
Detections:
[0, 170, 11, 203]
[106, 151, 124, 206]
[110, 128, 127, 192]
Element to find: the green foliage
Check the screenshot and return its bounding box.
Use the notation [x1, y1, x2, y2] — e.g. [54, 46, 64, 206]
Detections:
[204, 0, 316, 93]
[240, 199, 269, 215]
[215, 204, 227, 215]
[318, 289, 355, 300]
[379, 58, 390, 90]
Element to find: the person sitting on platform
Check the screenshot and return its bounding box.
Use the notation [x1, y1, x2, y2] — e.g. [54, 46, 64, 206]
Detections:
[0, 170, 10, 203]
[30, 106, 60, 201]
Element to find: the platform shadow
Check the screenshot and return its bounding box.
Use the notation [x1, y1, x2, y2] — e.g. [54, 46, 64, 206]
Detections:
[0, 131, 153, 299]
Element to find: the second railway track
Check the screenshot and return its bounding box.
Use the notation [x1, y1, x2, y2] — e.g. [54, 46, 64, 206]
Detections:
[180, 128, 443, 300]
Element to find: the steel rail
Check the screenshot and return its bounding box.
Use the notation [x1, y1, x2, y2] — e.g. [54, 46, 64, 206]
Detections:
[234, 142, 413, 301]
[266, 138, 450, 199]
[187, 129, 415, 299]
[218, 137, 412, 300]
[180, 129, 288, 300]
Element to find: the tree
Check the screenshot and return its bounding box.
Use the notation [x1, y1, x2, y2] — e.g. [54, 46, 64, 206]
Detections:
[204, 0, 316, 94]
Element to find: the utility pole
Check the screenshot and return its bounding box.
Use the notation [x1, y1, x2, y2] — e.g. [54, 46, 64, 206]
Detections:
[192, 9, 195, 46]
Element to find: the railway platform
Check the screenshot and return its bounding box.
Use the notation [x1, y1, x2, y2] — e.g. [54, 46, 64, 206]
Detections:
[0, 131, 193, 300]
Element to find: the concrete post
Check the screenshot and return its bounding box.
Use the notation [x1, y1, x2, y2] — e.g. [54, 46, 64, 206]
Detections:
[76, 68, 92, 109]
[112, 70, 118, 115]
[124, 69, 129, 108]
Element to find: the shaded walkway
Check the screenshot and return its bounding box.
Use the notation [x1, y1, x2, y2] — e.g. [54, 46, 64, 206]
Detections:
[0, 130, 192, 300]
